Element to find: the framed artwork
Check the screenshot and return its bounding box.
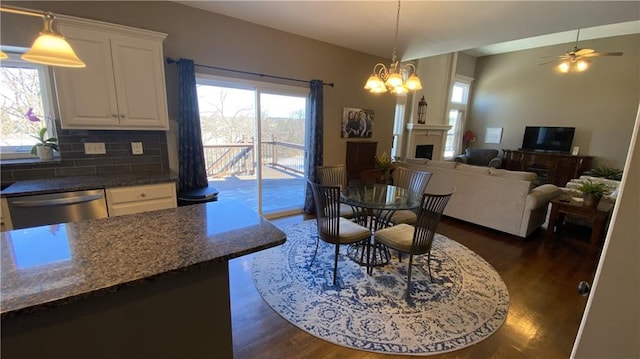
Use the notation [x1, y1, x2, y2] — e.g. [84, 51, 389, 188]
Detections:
[341, 107, 374, 138]
[484, 127, 503, 144]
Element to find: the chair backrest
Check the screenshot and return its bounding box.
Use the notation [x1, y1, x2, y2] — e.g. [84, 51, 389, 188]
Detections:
[393, 167, 432, 195]
[316, 165, 348, 187]
[307, 179, 341, 244]
[411, 189, 455, 255]
[466, 148, 499, 166]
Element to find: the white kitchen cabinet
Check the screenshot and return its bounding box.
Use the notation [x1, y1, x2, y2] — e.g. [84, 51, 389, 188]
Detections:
[106, 182, 176, 217]
[54, 16, 169, 131]
[1, 197, 13, 232]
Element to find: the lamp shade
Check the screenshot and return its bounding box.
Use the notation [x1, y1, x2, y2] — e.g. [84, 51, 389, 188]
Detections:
[385, 72, 403, 88]
[21, 32, 86, 68]
[405, 74, 422, 90]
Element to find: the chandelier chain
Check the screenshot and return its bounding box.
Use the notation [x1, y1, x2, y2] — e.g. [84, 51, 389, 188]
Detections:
[393, 0, 401, 59]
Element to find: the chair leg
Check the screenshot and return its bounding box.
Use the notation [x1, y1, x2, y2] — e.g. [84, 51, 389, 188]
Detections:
[310, 235, 319, 266]
[405, 254, 414, 299]
[333, 244, 340, 285]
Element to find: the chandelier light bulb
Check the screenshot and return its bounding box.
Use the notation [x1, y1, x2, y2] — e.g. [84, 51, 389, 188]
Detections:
[405, 74, 423, 90]
[385, 72, 403, 88]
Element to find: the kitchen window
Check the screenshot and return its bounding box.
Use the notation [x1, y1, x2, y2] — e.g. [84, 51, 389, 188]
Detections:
[0, 51, 58, 160]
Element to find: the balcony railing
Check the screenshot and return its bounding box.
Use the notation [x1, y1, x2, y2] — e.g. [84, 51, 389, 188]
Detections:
[203, 141, 304, 178]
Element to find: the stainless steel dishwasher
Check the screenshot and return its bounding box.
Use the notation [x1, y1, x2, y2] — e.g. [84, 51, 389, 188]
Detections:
[7, 189, 109, 230]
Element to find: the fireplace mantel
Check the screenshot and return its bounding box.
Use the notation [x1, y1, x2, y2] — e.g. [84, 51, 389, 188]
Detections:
[404, 123, 451, 161]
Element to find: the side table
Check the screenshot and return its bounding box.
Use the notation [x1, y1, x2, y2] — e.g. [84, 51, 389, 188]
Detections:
[547, 197, 613, 252]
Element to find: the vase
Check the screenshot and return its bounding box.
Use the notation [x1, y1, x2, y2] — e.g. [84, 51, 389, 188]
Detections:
[36, 145, 54, 160]
[582, 193, 601, 208]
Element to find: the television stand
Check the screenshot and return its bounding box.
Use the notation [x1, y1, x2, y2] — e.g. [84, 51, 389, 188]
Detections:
[502, 150, 593, 187]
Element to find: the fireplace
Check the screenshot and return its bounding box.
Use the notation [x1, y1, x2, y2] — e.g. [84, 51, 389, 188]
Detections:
[415, 145, 433, 159]
[404, 123, 451, 161]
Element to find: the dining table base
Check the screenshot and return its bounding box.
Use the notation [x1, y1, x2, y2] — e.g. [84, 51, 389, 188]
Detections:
[346, 239, 390, 274]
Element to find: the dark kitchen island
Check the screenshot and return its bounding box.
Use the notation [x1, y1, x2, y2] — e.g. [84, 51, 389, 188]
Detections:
[1, 200, 286, 359]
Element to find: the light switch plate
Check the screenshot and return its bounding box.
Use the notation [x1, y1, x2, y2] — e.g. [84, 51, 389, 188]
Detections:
[84, 142, 106, 155]
[131, 142, 143, 155]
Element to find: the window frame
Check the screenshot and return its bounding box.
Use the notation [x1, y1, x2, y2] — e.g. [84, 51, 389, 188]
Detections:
[0, 51, 58, 160]
[444, 76, 473, 160]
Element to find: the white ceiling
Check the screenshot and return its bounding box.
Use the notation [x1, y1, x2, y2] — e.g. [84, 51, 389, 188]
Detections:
[177, 1, 640, 59]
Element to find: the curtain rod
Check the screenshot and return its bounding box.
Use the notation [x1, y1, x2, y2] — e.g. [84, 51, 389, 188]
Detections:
[166, 58, 334, 87]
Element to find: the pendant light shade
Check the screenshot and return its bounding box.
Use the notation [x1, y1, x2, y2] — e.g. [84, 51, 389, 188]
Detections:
[22, 32, 86, 68]
[1, 7, 86, 68]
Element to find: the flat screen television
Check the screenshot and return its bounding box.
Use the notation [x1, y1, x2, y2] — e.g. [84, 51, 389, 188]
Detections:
[521, 126, 575, 153]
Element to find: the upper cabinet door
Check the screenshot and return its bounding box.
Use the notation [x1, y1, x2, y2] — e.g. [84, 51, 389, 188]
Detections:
[54, 24, 121, 128]
[54, 17, 169, 131]
[110, 37, 168, 129]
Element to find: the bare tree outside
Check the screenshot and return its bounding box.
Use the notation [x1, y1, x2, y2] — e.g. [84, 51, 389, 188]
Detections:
[0, 66, 46, 146]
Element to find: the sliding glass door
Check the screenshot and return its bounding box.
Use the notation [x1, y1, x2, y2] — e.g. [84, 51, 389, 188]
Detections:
[196, 76, 308, 217]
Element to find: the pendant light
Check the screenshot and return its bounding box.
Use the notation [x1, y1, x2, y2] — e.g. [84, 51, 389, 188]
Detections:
[0, 6, 86, 68]
[364, 0, 422, 95]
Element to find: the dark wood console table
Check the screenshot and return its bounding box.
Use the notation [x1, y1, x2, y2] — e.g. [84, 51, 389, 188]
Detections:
[502, 150, 592, 186]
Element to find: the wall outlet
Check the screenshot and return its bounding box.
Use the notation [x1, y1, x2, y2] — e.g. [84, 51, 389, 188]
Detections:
[131, 142, 143, 155]
[84, 142, 106, 155]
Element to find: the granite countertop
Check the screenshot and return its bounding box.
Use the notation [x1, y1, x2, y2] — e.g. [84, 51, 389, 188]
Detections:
[0, 200, 286, 317]
[0, 172, 178, 197]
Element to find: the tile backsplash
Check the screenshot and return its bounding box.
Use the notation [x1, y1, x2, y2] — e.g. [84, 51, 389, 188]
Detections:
[1, 120, 171, 181]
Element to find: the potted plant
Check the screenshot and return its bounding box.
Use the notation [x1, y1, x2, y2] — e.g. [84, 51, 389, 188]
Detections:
[375, 151, 393, 184]
[584, 166, 623, 181]
[577, 180, 609, 208]
[31, 127, 59, 160]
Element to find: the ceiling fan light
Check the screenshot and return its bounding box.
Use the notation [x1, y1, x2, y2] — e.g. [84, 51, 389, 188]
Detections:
[405, 74, 422, 90]
[576, 60, 589, 72]
[558, 62, 570, 73]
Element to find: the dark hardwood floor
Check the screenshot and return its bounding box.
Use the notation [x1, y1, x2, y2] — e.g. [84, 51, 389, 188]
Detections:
[229, 215, 601, 359]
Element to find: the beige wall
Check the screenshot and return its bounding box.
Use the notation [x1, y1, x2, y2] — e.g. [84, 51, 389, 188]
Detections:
[411, 53, 454, 126]
[1, 1, 397, 169]
[470, 34, 640, 169]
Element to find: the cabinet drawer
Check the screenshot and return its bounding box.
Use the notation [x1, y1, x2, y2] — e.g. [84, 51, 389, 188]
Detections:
[106, 183, 176, 217]
[106, 183, 175, 205]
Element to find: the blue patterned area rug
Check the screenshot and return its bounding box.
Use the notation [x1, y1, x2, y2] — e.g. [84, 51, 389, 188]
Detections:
[251, 220, 509, 356]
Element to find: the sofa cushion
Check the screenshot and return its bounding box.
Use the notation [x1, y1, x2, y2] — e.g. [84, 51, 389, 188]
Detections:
[489, 167, 537, 182]
[425, 160, 457, 169]
[404, 157, 429, 165]
[456, 163, 491, 175]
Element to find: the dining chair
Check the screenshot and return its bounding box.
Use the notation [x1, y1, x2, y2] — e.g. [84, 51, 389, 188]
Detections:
[315, 164, 354, 219]
[374, 189, 455, 299]
[388, 167, 432, 225]
[308, 179, 372, 285]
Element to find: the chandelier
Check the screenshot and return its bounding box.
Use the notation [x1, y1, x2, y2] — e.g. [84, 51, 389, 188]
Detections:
[364, 0, 422, 95]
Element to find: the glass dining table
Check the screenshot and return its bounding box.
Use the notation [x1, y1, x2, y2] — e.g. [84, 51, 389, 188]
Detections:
[340, 183, 423, 272]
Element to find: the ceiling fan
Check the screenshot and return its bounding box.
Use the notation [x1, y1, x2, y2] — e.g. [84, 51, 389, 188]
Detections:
[540, 29, 623, 73]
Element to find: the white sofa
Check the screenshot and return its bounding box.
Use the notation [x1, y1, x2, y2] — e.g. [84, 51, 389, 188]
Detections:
[397, 158, 561, 238]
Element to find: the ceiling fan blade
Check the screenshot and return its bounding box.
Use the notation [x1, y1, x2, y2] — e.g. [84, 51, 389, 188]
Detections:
[574, 48, 595, 56]
[583, 51, 624, 58]
[539, 60, 560, 65]
[541, 55, 569, 59]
